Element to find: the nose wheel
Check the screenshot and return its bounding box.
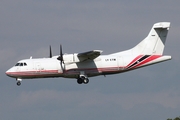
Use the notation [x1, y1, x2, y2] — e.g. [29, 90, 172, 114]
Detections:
[16, 78, 22, 86]
[17, 81, 21, 86]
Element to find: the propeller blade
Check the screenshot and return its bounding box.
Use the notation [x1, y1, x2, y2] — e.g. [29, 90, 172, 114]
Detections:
[49, 45, 52, 58]
[60, 44, 63, 62]
[57, 44, 65, 73]
[57, 44, 63, 62]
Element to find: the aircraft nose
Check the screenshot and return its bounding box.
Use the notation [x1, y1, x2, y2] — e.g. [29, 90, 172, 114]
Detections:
[6, 69, 10, 76]
[6, 68, 13, 77]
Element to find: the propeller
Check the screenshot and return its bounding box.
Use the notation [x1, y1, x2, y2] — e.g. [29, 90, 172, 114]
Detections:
[49, 45, 52, 58]
[57, 44, 64, 63]
[57, 44, 65, 72]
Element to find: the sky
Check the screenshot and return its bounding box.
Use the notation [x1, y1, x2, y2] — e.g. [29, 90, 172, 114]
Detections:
[0, 0, 180, 120]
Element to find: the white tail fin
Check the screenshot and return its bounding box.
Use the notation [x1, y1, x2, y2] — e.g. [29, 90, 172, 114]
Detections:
[132, 22, 170, 55]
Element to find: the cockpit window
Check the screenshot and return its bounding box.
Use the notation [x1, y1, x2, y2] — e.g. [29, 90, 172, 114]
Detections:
[15, 63, 20, 66]
[15, 62, 27, 66]
[24, 63, 27, 66]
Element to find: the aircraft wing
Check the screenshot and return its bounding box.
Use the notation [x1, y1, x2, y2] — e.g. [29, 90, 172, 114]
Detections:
[77, 50, 103, 61]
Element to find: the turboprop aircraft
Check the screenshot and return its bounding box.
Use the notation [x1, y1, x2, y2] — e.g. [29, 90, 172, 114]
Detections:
[6, 22, 171, 86]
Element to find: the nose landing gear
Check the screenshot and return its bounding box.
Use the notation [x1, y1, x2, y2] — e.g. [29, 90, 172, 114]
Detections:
[16, 78, 22, 86]
[17, 81, 21, 86]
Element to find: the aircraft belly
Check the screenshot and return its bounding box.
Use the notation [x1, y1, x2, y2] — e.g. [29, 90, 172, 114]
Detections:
[64, 60, 102, 78]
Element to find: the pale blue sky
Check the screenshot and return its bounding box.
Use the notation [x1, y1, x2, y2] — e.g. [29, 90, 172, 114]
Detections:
[0, 1, 180, 120]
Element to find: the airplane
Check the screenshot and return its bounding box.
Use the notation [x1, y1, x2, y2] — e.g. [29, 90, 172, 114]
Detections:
[6, 22, 171, 86]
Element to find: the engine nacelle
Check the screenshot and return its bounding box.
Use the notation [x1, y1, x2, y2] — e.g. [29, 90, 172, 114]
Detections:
[63, 54, 86, 63]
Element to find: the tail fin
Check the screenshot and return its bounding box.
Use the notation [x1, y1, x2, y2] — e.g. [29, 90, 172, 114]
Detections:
[132, 22, 170, 55]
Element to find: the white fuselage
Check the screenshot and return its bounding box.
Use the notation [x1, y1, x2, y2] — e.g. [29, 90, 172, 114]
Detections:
[6, 54, 123, 79]
[6, 54, 171, 79]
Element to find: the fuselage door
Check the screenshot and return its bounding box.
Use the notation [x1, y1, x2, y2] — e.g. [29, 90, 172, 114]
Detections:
[117, 56, 124, 70]
[35, 62, 41, 73]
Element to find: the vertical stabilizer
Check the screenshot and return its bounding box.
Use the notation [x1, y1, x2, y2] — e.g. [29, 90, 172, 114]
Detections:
[132, 22, 170, 55]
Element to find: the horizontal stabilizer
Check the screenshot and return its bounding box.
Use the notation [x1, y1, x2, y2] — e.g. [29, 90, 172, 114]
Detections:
[153, 22, 170, 29]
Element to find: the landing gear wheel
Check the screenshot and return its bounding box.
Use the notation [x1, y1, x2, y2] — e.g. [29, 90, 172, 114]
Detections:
[17, 81, 21, 86]
[77, 78, 83, 84]
[83, 78, 89, 84]
[77, 76, 89, 84]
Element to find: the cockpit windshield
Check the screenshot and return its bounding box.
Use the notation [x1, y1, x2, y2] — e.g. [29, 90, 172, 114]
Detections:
[15, 63, 20, 66]
[15, 62, 27, 66]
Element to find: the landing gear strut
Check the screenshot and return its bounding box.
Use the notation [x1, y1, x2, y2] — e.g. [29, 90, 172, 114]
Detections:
[77, 76, 89, 84]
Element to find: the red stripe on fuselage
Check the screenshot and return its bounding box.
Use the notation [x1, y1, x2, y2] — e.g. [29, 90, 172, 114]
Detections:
[126, 55, 143, 68]
[132, 55, 161, 69]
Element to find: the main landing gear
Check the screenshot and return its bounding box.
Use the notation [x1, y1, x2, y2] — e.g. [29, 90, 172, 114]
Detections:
[77, 76, 89, 84]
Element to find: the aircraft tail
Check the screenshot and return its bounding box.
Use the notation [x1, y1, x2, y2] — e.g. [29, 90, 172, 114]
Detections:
[132, 22, 170, 55]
